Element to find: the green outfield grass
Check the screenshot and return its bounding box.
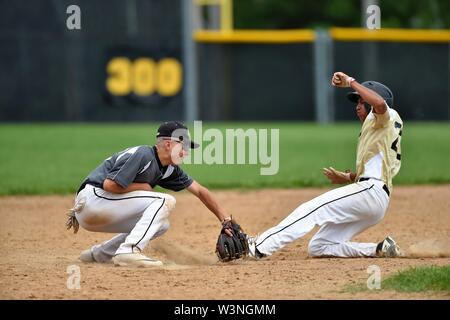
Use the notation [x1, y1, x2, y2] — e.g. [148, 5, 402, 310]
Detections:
[382, 265, 450, 293]
[0, 122, 449, 195]
[345, 265, 450, 294]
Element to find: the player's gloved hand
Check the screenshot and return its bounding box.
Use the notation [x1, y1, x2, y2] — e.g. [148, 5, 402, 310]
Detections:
[331, 72, 355, 88]
[323, 167, 352, 184]
[216, 216, 249, 262]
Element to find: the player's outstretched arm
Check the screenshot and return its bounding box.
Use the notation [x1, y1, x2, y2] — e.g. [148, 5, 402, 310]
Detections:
[187, 180, 229, 219]
[187, 180, 234, 236]
[331, 71, 387, 114]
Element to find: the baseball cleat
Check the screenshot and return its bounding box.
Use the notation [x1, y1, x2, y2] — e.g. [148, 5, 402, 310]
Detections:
[376, 236, 403, 258]
[246, 236, 266, 260]
[113, 253, 163, 267]
[79, 249, 96, 263]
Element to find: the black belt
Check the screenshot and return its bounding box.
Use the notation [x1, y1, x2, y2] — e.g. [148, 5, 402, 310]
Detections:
[358, 177, 390, 197]
[77, 181, 89, 195]
[77, 182, 99, 194]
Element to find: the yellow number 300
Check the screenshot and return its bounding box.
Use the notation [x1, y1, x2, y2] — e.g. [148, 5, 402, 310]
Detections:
[106, 57, 182, 97]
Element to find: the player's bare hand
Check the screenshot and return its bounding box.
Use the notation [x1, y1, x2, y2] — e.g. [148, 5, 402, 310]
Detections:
[331, 72, 354, 88]
[323, 167, 352, 184]
[221, 217, 234, 237]
[223, 227, 233, 237]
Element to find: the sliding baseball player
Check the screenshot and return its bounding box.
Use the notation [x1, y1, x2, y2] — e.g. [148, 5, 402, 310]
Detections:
[247, 71, 404, 259]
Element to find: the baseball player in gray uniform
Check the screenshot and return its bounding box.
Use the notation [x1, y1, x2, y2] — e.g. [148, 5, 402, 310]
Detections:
[247, 72, 404, 260]
[67, 121, 234, 267]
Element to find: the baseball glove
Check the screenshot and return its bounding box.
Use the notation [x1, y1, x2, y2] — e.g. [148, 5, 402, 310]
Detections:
[215, 217, 249, 262]
[66, 209, 79, 234]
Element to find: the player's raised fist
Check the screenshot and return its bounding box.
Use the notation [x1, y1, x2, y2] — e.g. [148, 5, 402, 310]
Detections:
[331, 72, 354, 88]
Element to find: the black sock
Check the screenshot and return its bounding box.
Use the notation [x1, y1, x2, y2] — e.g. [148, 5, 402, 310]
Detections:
[376, 241, 383, 253]
[255, 248, 265, 258]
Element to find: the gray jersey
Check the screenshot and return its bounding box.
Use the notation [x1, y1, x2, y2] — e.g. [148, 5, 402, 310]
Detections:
[78, 145, 193, 193]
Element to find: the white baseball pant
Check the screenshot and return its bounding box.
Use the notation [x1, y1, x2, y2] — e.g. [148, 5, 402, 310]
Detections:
[255, 179, 389, 258]
[73, 184, 176, 262]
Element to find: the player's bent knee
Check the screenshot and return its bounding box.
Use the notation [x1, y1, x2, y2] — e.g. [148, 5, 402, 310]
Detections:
[308, 241, 325, 257]
[163, 194, 176, 212]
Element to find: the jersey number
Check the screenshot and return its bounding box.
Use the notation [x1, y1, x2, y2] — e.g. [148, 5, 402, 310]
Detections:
[391, 122, 402, 161]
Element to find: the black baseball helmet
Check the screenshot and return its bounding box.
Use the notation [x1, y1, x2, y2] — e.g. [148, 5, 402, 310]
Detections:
[347, 81, 394, 109]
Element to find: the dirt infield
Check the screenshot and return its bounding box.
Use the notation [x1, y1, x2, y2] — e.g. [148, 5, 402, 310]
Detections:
[1, 185, 449, 300]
